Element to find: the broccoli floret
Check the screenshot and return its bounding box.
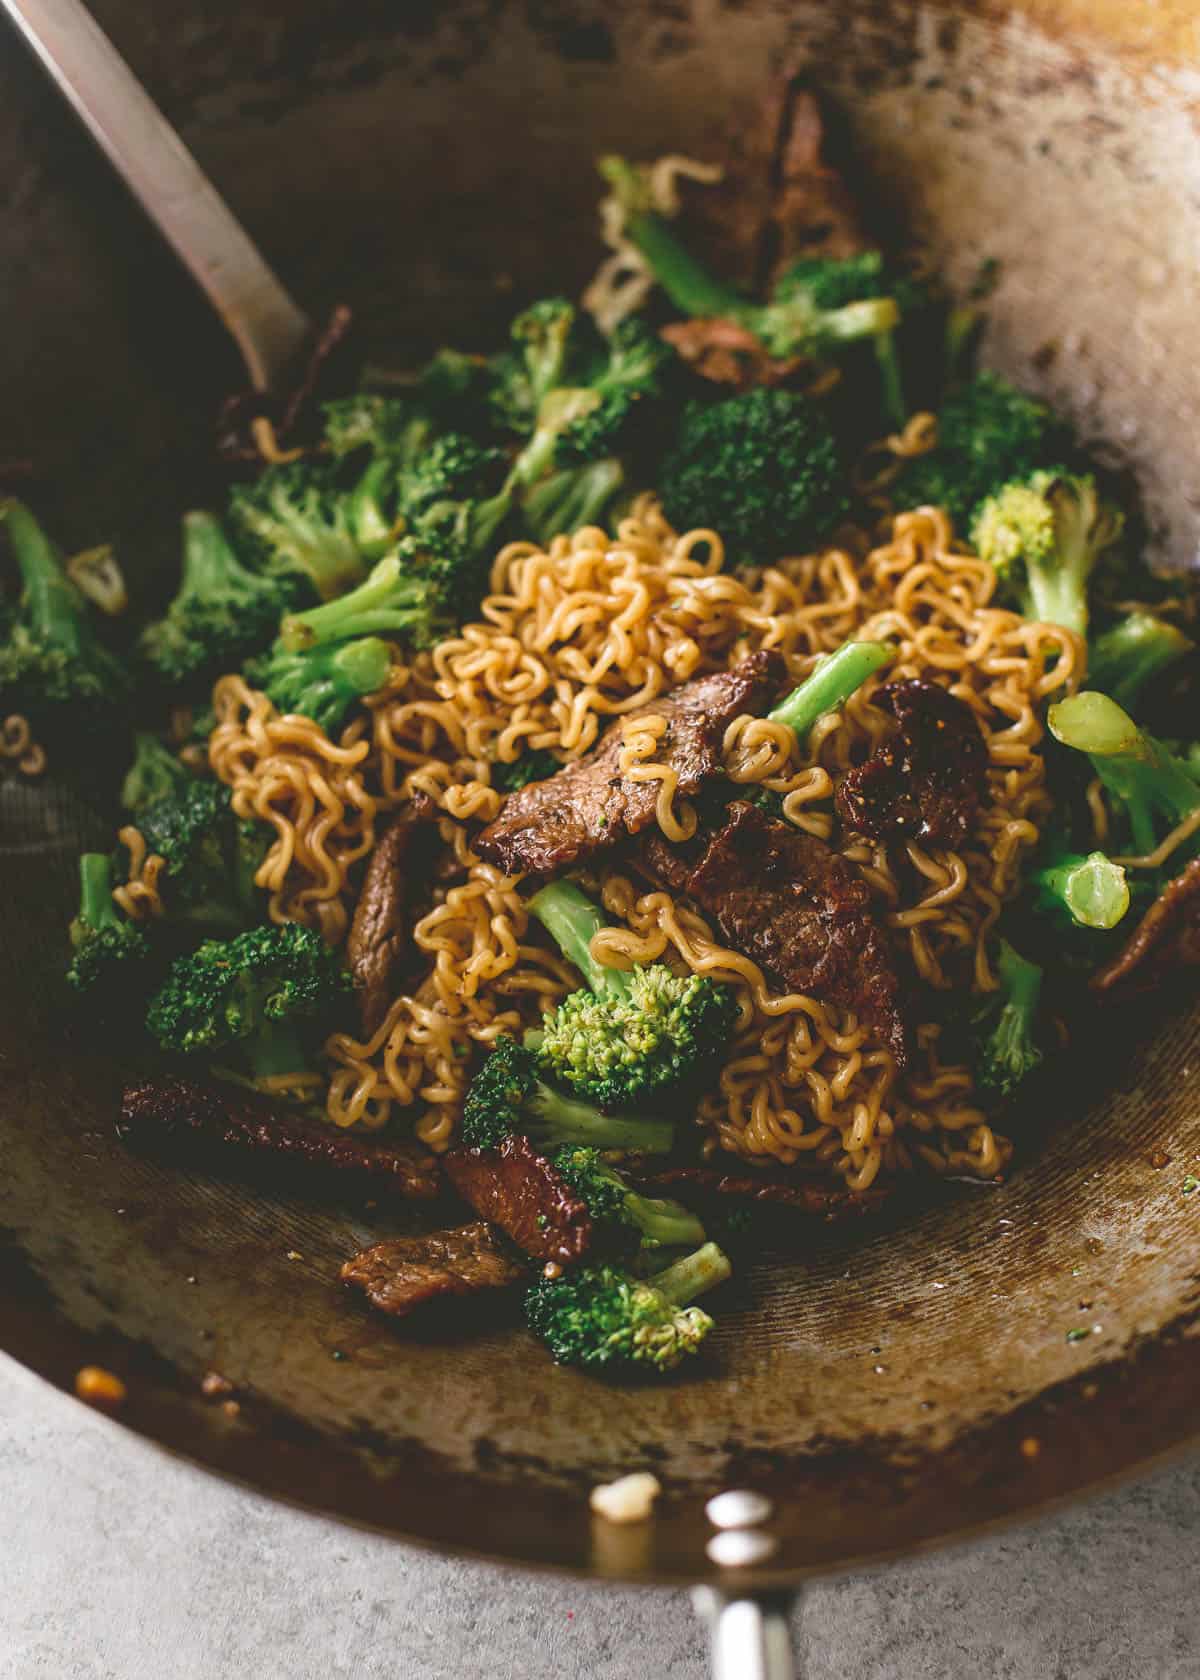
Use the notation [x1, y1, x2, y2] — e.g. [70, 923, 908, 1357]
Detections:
[139, 511, 299, 689]
[528, 880, 737, 1106]
[972, 470, 1123, 639]
[321, 394, 427, 460]
[462, 1037, 674, 1155]
[130, 780, 268, 932]
[245, 636, 392, 736]
[276, 548, 453, 655]
[658, 389, 847, 563]
[551, 1145, 707, 1252]
[599, 158, 906, 404]
[0, 498, 130, 745]
[121, 732, 194, 814]
[491, 746, 561, 792]
[894, 373, 1069, 530]
[67, 853, 152, 994]
[972, 938, 1045, 1100]
[525, 1240, 731, 1373]
[1031, 845, 1130, 932]
[228, 463, 370, 603]
[768, 639, 895, 741]
[146, 922, 352, 1081]
[1087, 612, 1195, 711]
[1048, 691, 1200, 861]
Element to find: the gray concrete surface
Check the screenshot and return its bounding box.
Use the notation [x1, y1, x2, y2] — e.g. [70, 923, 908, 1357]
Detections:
[2, 1354, 1198, 1680]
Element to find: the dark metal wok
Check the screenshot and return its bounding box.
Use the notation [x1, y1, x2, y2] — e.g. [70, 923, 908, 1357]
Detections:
[3, 0, 1200, 1635]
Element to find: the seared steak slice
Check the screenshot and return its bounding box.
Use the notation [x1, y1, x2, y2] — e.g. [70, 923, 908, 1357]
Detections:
[472, 651, 784, 878]
[1091, 856, 1200, 996]
[638, 801, 908, 1066]
[444, 1135, 593, 1265]
[346, 819, 415, 1036]
[119, 1078, 440, 1201]
[834, 680, 988, 850]
[341, 1222, 524, 1318]
[632, 1162, 891, 1218]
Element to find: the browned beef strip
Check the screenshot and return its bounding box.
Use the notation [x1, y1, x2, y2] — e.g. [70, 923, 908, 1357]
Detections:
[659, 319, 806, 392]
[639, 801, 909, 1066]
[1091, 856, 1200, 996]
[443, 1136, 593, 1265]
[472, 651, 784, 878]
[346, 820, 415, 1036]
[834, 680, 988, 851]
[119, 1078, 440, 1201]
[340, 1222, 524, 1318]
[631, 1163, 891, 1219]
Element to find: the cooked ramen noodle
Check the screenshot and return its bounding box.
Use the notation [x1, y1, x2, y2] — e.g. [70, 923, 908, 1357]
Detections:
[143, 493, 1084, 1191]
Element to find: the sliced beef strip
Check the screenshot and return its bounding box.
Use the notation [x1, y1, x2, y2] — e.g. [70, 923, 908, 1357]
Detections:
[340, 1222, 524, 1319]
[1091, 856, 1200, 996]
[631, 1162, 891, 1219]
[834, 680, 989, 851]
[346, 819, 415, 1036]
[443, 1135, 593, 1266]
[119, 1078, 440, 1201]
[659, 319, 806, 392]
[472, 651, 784, 878]
[637, 801, 909, 1066]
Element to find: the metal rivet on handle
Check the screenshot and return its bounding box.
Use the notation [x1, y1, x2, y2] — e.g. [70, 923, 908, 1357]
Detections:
[705, 1490, 774, 1530]
[705, 1529, 779, 1568]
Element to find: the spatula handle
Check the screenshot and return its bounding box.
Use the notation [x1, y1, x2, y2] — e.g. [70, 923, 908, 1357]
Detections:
[1, 0, 311, 392]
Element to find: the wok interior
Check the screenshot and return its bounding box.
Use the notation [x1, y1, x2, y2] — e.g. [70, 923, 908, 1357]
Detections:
[3, 0, 1199, 1582]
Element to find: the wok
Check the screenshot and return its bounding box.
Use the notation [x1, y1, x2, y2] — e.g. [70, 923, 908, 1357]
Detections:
[3, 0, 1200, 1666]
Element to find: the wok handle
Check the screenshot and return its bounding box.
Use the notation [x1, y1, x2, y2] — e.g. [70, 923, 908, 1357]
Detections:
[693, 1587, 797, 1680]
[0, 0, 311, 392]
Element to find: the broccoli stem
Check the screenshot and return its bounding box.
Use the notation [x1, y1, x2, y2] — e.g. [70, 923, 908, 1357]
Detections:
[245, 1018, 311, 1081]
[598, 157, 745, 320]
[623, 1187, 707, 1249]
[1048, 692, 1200, 857]
[1033, 850, 1130, 930]
[2, 497, 87, 654]
[1024, 567, 1089, 641]
[71, 853, 121, 944]
[767, 640, 894, 740]
[279, 555, 436, 652]
[649, 1241, 732, 1307]
[874, 332, 908, 431]
[1088, 613, 1195, 710]
[528, 1076, 674, 1154]
[528, 880, 626, 999]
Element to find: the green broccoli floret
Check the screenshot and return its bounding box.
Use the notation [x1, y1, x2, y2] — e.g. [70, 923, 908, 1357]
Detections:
[894, 373, 1069, 530]
[658, 389, 848, 563]
[321, 394, 428, 460]
[491, 746, 561, 792]
[228, 462, 370, 603]
[768, 639, 895, 741]
[130, 781, 268, 932]
[525, 1240, 731, 1373]
[972, 937, 1046, 1100]
[67, 853, 152, 994]
[275, 549, 453, 655]
[0, 498, 130, 745]
[1087, 612, 1195, 710]
[139, 511, 299, 689]
[550, 1145, 706, 1252]
[1048, 691, 1200, 861]
[1030, 845, 1130, 932]
[121, 732, 194, 814]
[599, 158, 906, 409]
[245, 636, 393, 736]
[972, 470, 1123, 638]
[528, 880, 737, 1106]
[462, 1037, 674, 1155]
[146, 922, 352, 1081]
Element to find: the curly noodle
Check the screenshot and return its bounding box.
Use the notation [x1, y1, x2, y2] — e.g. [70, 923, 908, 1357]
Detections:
[196, 496, 1079, 1184]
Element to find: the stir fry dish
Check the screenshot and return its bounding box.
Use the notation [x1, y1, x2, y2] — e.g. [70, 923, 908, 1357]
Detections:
[5, 101, 1198, 1378]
